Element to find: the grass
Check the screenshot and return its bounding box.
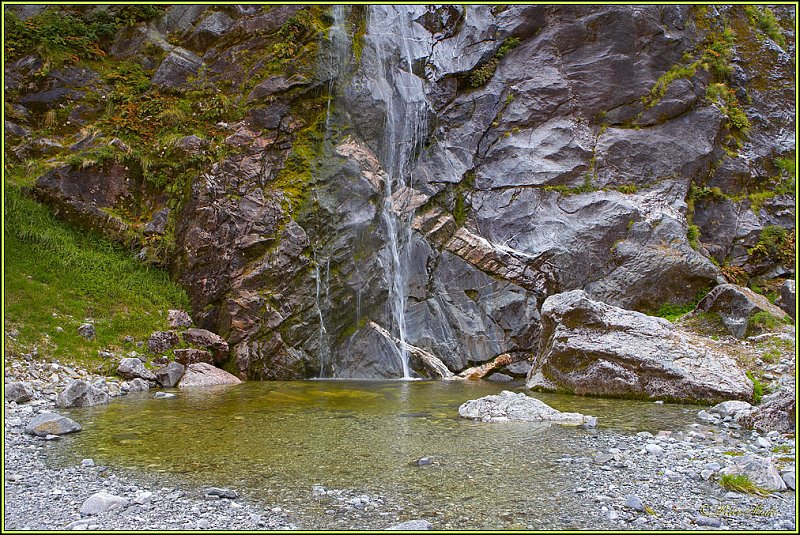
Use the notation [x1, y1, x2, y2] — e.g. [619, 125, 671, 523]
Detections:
[652, 287, 711, 322]
[746, 370, 764, 404]
[744, 5, 787, 49]
[4, 184, 189, 374]
[719, 474, 770, 495]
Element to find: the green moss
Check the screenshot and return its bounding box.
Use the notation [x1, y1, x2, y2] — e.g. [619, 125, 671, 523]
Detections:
[687, 224, 701, 250]
[543, 175, 596, 196]
[652, 287, 711, 322]
[466, 37, 521, 88]
[745, 371, 764, 403]
[643, 64, 698, 108]
[351, 6, 368, 63]
[744, 6, 787, 49]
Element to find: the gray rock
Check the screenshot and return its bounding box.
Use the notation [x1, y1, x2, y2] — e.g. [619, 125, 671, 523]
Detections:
[776, 280, 795, 320]
[5, 381, 34, 403]
[167, 309, 193, 328]
[25, 412, 81, 436]
[625, 494, 645, 512]
[694, 515, 722, 527]
[386, 519, 433, 530]
[173, 135, 206, 156]
[781, 471, 795, 491]
[526, 290, 754, 403]
[738, 388, 795, 434]
[127, 378, 150, 392]
[154, 392, 176, 399]
[81, 459, 95, 468]
[155, 361, 185, 388]
[645, 444, 663, 456]
[151, 48, 202, 92]
[148, 331, 179, 354]
[458, 390, 592, 424]
[720, 455, 787, 492]
[710, 400, 753, 418]
[133, 491, 153, 505]
[487, 373, 514, 383]
[143, 208, 170, 236]
[187, 11, 234, 51]
[56, 380, 109, 408]
[78, 323, 96, 340]
[203, 487, 238, 499]
[79, 491, 129, 515]
[178, 363, 241, 388]
[172, 348, 213, 366]
[117, 358, 157, 381]
[695, 284, 790, 339]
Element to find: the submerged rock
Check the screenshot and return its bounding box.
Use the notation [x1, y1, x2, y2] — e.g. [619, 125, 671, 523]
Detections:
[694, 284, 790, 339]
[25, 412, 81, 436]
[458, 390, 592, 424]
[526, 290, 753, 403]
[178, 363, 241, 388]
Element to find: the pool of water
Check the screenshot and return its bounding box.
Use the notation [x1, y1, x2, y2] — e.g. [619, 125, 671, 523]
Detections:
[53, 380, 701, 529]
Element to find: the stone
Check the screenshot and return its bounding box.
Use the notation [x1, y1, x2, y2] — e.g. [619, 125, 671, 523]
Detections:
[710, 400, 752, 418]
[645, 444, 663, 456]
[78, 323, 96, 340]
[148, 331, 179, 354]
[178, 363, 241, 388]
[151, 48, 202, 91]
[155, 361, 185, 388]
[81, 459, 95, 468]
[5, 381, 34, 403]
[625, 495, 645, 512]
[775, 280, 795, 320]
[117, 358, 157, 381]
[79, 491, 129, 515]
[127, 378, 150, 392]
[203, 487, 238, 499]
[487, 372, 514, 383]
[695, 284, 790, 339]
[181, 328, 229, 362]
[458, 390, 592, 424]
[167, 309, 193, 329]
[526, 290, 754, 403]
[694, 515, 722, 527]
[143, 208, 170, 236]
[720, 455, 787, 492]
[154, 392, 176, 399]
[56, 380, 109, 408]
[781, 471, 795, 491]
[133, 491, 153, 505]
[187, 11, 234, 51]
[387, 519, 433, 530]
[738, 389, 795, 434]
[173, 348, 213, 366]
[25, 412, 81, 436]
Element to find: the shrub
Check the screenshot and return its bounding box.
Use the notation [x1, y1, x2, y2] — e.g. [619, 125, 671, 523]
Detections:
[745, 6, 787, 49]
[745, 370, 763, 403]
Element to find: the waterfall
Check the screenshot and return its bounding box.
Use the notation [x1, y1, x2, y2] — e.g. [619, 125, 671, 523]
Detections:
[326, 5, 350, 131]
[366, 6, 430, 379]
[313, 248, 331, 377]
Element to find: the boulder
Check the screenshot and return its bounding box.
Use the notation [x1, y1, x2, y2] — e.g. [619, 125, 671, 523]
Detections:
[178, 363, 242, 388]
[173, 348, 213, 366]
[143, 208, 170, 236]
[694, 284, 789, 339]
[187, 11, 234, 51]
[56, 380, 109, 408]
[127, 378, 150, 392]
[775, 280, 795, 320]
[168, 309, 193, 328]
[181, 328, 229, 362]
[148, 330, 179, 354]
[526, 290, 753, 403]
[151, 48, 202, 91]
[25, 412, 82, 436]
[80, 491, 129, 515]
[5, 381, 34, 403]
[738, 389, 795, 434]
[78, 323, 96, 340]
[203, 487, 238, 499]
[117, 357, 157, 381]
[458, 390, 592, 424]
[155, 361, 185, 387]
[720, 455, 787, 492]
[710, 400, 752, 419]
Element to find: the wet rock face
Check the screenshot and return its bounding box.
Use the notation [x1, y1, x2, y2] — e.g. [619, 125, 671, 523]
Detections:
[527, 290, 754, 403]
[9, 5, 794, 381]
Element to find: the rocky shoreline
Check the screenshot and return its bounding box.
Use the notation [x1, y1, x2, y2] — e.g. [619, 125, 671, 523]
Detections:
[3, 353, 795, 531]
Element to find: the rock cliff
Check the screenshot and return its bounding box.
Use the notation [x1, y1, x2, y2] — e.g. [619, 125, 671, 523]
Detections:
[4, 5, 795, 381]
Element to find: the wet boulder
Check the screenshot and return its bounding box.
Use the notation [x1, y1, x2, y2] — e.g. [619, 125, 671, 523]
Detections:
[694, 284, 790, 339]
[527, 290, 753, 403]
[458, 390, 592, 424]
[155, 361, 186, 388]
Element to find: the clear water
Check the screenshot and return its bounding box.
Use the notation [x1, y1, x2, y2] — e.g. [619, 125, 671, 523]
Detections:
[52, 381, 700, 529]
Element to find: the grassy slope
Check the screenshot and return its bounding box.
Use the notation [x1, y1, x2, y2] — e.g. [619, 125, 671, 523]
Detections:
[3, 182, 189, 374]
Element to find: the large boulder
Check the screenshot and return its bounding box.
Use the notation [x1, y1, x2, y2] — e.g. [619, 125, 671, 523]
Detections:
[694, 284, 790, 338]
[186, 11, 234, 52]
[526, 290, 754, 403]
[775, 280, 795, 320]
[151, 48, 202, 91]
[56, 380, 109, 408]
[5, 382, 34, 403]
[720, 455, 787, 492]
[117, 358, 157, 381]
[147, 330, 179, 354]
[173, 348, 213, 366]
[738, 389, 795, 434]
[181, 329, 229, 363]
[25, 412, 82, 436]
[155, 361, 185, 388]
[178, 363, 242, 388]
[458, 390, 593, 424]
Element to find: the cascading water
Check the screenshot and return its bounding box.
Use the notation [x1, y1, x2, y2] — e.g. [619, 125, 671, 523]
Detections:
[313, 248, 331, 377]
[325, 5, 350, 131]
[365, 6, 431, 379]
